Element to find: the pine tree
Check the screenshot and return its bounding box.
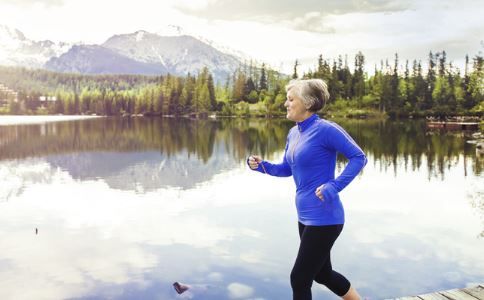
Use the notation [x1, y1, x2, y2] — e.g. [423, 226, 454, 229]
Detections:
[259, 63, 268, 91]
[342, 55, 352, 100]
[74, 92, 80, 114]
[438, 50, 447, 78]
[244, 77, 256, 102]
[207, 74, 216, 111]
[232, 69, 246, 103]
[404, 60, 412, 111]
[180, 74, 194, 113]
[410, 60, 423, 112]
[463, 54, 474, 109]
[424, 51, 436, 111]
[468, 55, 484, 110]
[292, 60, 299, 79]
[352, 51, 365, 104]
[447, 62, 458, 111]
[328, 60, 342, 101]
[317, 54, 324, 79]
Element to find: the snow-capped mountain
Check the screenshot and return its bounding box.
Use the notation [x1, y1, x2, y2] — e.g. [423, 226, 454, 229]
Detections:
[194, 35, 253, 64]
[156, 25, 253, 64]
[0, 25, 72, 68]
[1, 24, 251, 82]
[101, 30, 241, 80]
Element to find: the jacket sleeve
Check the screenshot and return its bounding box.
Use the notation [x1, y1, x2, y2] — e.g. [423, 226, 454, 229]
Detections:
[247, 139, 292, 177]
[323, 123, 367, 192]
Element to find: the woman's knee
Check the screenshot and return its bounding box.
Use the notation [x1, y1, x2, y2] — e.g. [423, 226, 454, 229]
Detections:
[315, 270, 352, 297]
[290, 267, 312, 290]
[314, 270, 331, 286]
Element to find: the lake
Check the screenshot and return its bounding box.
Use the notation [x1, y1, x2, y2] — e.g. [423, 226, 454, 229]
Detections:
[0, 116, 483, 300]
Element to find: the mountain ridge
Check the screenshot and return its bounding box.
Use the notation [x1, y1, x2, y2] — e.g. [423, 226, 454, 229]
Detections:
[0, 25, 247, 82]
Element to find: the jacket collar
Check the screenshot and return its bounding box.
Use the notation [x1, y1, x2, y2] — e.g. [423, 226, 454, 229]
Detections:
[296, 114, 319, 132]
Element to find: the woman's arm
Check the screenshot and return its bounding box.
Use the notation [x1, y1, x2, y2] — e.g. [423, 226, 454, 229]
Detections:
[323, 123, 367, 192]
[247, 141, 292, 177]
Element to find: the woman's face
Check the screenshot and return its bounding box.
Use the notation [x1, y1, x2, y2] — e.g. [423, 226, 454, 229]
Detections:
[285, 89, 310, 122]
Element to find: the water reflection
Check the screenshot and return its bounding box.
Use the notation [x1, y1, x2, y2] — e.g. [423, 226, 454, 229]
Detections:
[332, 118, 483, 178]
[0, 117, 483, 300]
[0, 118, 292, 191]
[0, 118, 482, 186]
[0, 163, 298, 299]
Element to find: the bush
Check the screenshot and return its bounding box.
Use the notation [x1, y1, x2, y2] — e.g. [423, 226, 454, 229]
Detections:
[235, 101, 250, 116]
[0, 106, 9, 115]
[220, 102, 234, 116]
[247, 90, 259, 104]
[35, 107, 49, 115]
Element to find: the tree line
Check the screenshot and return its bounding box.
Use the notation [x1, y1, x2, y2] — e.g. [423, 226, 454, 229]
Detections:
[0, 50, 482, 117]
[299, 51, 482, 117]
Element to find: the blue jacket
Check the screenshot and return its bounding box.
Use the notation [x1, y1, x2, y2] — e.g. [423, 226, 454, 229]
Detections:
[250, 114, 367, 225]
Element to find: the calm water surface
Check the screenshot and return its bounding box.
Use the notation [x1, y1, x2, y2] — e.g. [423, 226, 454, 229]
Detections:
[0, 117, 483, 300]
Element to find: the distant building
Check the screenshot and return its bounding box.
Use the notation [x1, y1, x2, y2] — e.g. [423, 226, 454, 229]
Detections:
[1, 83, 59, 111]
[39, 96, 57, 102]
[0, 83, 18, 107]
[39, 96, 57, 108]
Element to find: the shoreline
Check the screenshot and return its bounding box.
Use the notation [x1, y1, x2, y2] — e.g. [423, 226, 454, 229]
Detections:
[0, 114, 481, 127]
[0, 115, 103, 126]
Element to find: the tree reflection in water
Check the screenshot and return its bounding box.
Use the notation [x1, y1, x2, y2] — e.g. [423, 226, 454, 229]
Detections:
[0, 117, 481, 177]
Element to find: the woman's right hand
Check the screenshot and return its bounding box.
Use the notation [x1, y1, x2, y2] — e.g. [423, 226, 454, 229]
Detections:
[247, 155, 263, 170]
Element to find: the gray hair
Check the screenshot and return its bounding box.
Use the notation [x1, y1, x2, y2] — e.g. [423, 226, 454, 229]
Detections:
[285, 79, 330, 112]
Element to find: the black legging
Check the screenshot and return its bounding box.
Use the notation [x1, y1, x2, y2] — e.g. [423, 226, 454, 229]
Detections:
[290, 222, 351, 299]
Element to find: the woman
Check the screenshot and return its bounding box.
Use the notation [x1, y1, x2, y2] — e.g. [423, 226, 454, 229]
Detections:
[247, 79, 367, 300]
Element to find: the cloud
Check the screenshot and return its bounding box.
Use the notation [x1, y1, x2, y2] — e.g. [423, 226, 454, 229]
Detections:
[227, 282, 254, 299]
[174, 0, 411, 35]
[0, 0, 482, 75]
[289, 11, 335, 34]
[176, 0, 411, 22]
[0, 0, 64, 7]
[0, 0, 191, 43]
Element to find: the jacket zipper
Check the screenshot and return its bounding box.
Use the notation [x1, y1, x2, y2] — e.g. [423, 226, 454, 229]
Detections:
[291, 127, 301, 163]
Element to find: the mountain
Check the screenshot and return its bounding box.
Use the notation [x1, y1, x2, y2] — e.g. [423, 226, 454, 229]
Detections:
[156, 24, 252, 61]
[0, 25, 71, 68]
[1, 25, 247, 82]
[45, 44, 168, 75]
[45, 30, 242, 81]
[101, 30, 241, 80]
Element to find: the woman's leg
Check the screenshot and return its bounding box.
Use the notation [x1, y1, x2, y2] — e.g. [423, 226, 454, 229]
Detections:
[342, 286, 361, 300]
[313, 255, 352, 296]
[290, 223, 345, 300]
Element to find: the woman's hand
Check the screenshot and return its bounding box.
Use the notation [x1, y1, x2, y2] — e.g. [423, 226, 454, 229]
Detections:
[315, 185, 324, 201]
[248, 155, 263, 170]
[315, 182, 339, 202]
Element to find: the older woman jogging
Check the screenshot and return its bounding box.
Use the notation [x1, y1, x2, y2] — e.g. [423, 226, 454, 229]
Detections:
[248, 79, 367, 300]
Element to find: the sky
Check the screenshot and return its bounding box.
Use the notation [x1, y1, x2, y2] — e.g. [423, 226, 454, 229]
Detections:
[0, 0, 483, 74]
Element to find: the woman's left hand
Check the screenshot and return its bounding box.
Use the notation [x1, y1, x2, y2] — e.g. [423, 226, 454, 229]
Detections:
[315, 185, 324, 201]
